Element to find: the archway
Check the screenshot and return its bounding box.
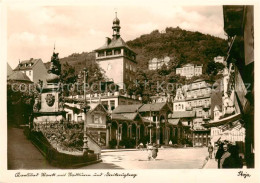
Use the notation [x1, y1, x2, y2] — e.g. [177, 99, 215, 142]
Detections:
[111, 121, 118, 140]
[122, 122, 128, 140]
[132, 123, 137, 140]
[140, 124, 145, 139]
[160, 115, 166, 144]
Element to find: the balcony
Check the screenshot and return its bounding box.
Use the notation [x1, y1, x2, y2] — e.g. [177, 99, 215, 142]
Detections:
[203, 115, 210, 121]
[186, 106, 192, 111]
[203, 104, 210, 110]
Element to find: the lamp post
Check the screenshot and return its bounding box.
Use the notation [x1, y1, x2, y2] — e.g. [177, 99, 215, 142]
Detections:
[82, 68, 89, 155]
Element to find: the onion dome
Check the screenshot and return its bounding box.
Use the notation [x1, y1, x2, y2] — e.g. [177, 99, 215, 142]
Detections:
[113, 16, 120, 25]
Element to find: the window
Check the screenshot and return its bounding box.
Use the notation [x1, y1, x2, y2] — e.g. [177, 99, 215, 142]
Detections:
[114, 49, 121, 55]
[67, 114, 72, 122]
[110, 100, 115, 111]
[199, 111, 202, 116]
[77, 116, 82, 121]
[29, 71, 31, 76]
[94, 115, 99, 124]
[98, 52, 104, 57]
[106, 50, 112, 56]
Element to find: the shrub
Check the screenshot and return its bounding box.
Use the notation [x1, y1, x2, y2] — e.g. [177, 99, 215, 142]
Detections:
[109, 139, 117, 149]
[119, 138, 136, 148]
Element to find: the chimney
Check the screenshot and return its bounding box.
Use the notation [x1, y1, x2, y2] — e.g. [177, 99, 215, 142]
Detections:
[105, 37, 111, 46]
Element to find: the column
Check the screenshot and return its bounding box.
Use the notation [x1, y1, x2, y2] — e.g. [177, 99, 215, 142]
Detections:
[127, 124, 129, 138]
[129, 125, 132, 138]
[156, 116, 160, 144]
[136, 125, 140, 146]
[106, 125, 110, 147]
[119, 124, 122, 141]
[206, 133, 208, 146]
[109, 124, 112, 141]
[192, 132, 195, 147]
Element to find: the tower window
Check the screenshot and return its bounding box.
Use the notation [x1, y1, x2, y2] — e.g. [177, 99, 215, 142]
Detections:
[106, 50, 112, 56]
[114, 49, 121, 55]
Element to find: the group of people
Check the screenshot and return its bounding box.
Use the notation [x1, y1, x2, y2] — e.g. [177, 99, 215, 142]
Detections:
[208, 141, 243, 169]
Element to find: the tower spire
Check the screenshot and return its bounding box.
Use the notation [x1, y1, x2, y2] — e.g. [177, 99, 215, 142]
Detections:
[112, 12, 120, 38]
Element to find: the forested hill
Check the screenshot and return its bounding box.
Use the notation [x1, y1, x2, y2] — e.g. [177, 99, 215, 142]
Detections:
[45, 26, 227, 74]
[126, 27, 227, 70]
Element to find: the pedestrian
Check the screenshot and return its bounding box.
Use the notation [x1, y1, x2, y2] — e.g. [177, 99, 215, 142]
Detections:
[208, 142, 214, 159]
[147, 143, 153, 161]
[223, 144, 243, 168]
[152, 143, 158, 160]
[215, 142, 224, 168]
[219, 143, 231, 168]
[169, 140, 172, 145]
[139, 142, 144, 151]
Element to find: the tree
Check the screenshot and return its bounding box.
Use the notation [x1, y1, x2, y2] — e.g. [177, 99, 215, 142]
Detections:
[206, 61, 225, 76]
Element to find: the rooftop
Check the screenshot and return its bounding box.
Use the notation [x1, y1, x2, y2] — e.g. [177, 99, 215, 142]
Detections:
[138, 103, 170, 112]
[112, 104, 142, 113]
[7, 71, 32, 82]
[168, 111, 195, 119]
[14, 58, 41, 71]
[95, 37, 136, 54]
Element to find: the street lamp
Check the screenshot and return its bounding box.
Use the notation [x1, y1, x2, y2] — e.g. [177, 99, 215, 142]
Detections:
[82, 68, 89, 155]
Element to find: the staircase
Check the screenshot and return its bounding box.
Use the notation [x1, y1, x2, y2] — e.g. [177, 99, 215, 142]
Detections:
[86, 132, 102, 154]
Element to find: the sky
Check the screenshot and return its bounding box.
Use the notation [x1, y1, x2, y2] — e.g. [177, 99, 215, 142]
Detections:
[6, 2, 226, 69]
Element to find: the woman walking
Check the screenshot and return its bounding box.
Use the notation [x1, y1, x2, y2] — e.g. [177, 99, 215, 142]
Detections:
[152, 143, 158, 160]
[147, 143, 153, 161]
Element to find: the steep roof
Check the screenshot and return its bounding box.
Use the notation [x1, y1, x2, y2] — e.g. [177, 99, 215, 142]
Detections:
[7, 63, 14, 76]
[168, 111, 195, 119]
[121, 113, 138, 120]
[14, 58, 41, 71]
[110, 113, 132, 121]
[168, 119, 180, 125]
[88, 103, 107, 114]
[138, 103, 170, 112]
[211, 79, 223, 118]
[7, 71, 32, 82]
[95, 37, 136, 54]
[112, 104, 142, 113]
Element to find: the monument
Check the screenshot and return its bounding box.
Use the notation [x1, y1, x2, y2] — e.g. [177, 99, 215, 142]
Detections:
[32, 51, 66, 127]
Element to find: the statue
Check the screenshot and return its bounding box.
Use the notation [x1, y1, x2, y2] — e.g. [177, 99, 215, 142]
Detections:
[48, 52, 61, 76]
[58, 95, 64, 111]
[33, 97, 41, 112]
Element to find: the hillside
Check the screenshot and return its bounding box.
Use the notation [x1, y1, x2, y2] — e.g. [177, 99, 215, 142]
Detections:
[45, 27, 227, 74]
[126, 27, 227, 71]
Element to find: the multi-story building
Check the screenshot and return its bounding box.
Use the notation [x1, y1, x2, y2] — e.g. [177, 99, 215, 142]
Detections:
[170, 79, 212, 146]
[148, 56, 170, 70]
[65, 91, 142, 114]
[176, 64, 203, 79]
[95, 13, 137, 89]
[150, 92, 172, 104]
[13, 58, 48, 83]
